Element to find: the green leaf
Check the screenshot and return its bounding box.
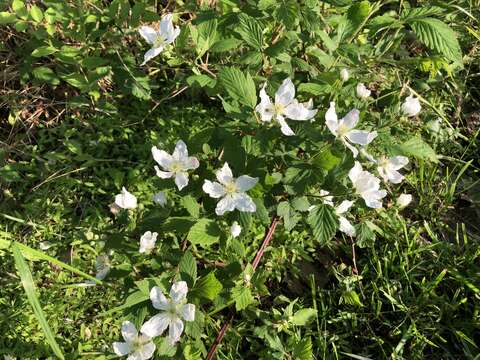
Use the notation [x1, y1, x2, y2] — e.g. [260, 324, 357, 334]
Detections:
[181, 195, 200, 218]
[32, 66, 60, 86]
[314, 148, 341, 171]
[31, 46, 57, 57]
[291, 308, 317, 326]
[11, 243, 65, 359]
[307, 204, 338, 245]
[277, 201, 300, 231]
[356, 222, 376, 248]
[235, 14, 264, 50]
[409, 17, 462, 63]
[191, 271, 223, 301]
[187, 219, 222, 246]
[298, 83, 330, 96]
[400, 137, 437, 162]
[218, 67, 257, 109]
[210, 38, 243, 53]
[231, 285, 254, 311]
[274, 0, 300, 29]
[179, 251, 197, 287]
[30, 5, 43, 22]
[293, 338, 314, 360]
[0, 11, 16, 24]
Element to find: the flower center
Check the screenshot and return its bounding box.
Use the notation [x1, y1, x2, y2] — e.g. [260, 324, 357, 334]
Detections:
[225, 181, 237, 194]
[131, 337, 149, 351]
[378, 157, 388, 168]
[153, 35, 165, 48]
[337, 124, 349, 137]
[274, 103, 285, 116]
[170, 161, 182, 172]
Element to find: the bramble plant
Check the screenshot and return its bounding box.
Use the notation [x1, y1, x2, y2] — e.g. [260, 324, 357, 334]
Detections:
[1, 0, 479, 359]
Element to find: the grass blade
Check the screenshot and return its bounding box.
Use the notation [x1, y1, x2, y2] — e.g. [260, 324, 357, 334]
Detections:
[11, 242, 65, 359]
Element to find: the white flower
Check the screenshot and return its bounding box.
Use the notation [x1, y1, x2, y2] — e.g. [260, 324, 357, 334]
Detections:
[325, 102, 377, 157]
[348, 161, 387, 209]
[340, 68, 349, 81]
[356, 83, 371, 99]
[397, 193, 412, 208]
[79, 255, 111, 287]
[152, 140, 199, 191]
[230, 222, 242, 238]
[255, 78, 317, 136]
[115, 187, 138, 209]
[140, 281, 195, 345]
[139, 14, 180, 65]
[139, 231, 158, 253]
[377, 156, 409, 184]
[202, 163, 258, 216]
[153, 192, 167, 206]
[113, 321, 156, 360]
[319, 190, 356, 237]
[401, 95, 421, 116]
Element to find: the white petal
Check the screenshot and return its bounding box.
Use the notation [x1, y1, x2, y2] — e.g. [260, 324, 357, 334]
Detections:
[139, 26, 158, 44]
[397, 194, 412, 208]
[340, 109, 360, 130]
[202, 180, 226, 198]
[356, 83, 371, 99]
[389, 156, 409, 170]
[140, 313, 170, 338]
[325, 102, 338, 135]
[127, 352, 142, 360]
[181, 304, 195, 321]
[343, 139, 359, 158]
[174, 172, 189, 190]
[160, 14, 180, 44]
[141, 46, 164, 66]
[362, 190, 387, 208]
[275, 78, 295, 106]
[320, 190, 334, 206]
[151, 147, 173, 169]
[388, 169, 404, 184]
[216, 163, 233, 185]
[154, 166, 173, 179]
[113, 342, 131, 356]
[150, 286, 169, 310]
[335, 200, 354, 215]
[255, 85, 274, 122]
[170, 281, 188, 304]
[172, 140, 188, 161]
[348, 162, 363, 183]
[346, 130, 377, 146]
[215, 195, 236, 215]
[183, 156, 199, 170]
[135, 341, 156, 360]
[277, 116, 295, 136]
[140, 231, 158, 253]
[121, 321, 138, 343]
[233, 193, 256, 213]
[168, 317, 184, 344]
[340, 68, 349, 81]
[230, 222, 242, 238]
[338, 216, 356, 237]
[235, 175, 258, 192]
[401, 95, 421, 116]
[115, 187, 137, 209]
[283, 101, 317, 121]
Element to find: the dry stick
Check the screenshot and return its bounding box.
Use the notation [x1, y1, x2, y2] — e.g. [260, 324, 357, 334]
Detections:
[205, 216, 279, 360]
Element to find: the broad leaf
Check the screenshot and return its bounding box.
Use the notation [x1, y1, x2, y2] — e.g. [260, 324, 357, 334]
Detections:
[307, 204, 339, 245]
[218, 67, 257, 109]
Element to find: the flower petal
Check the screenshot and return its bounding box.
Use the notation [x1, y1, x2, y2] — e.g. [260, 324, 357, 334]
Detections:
[181, 304, 195, 321]
[170, 281, 188, 304]
[172, 140, 188, 161]
[385, 169, 404, 184]
[216, 163, 233, 185]
[275, 78, 295, 106]
[277, 116, 295, 136]
[255, 84, 274, 122]
[235, 175, 258, 192]
[134, 341, 156, 360]
[151, 147, 173, 169]
[389, 156, 409, 170]
[233, 193, 256, 213]
[168, 317, 184, 344]
[346, 130, 377, 146]
[203, 180, 226, 198]
[139, 231, 158, 253]
[230, 222, 242, 238]
[343, 139, 359, 158]
[335, 200, 354, 215]
[183, 156, 199, 170]
[283, 101, 317, 121]
[338, 216, 356, 237]
[141, 46, 164, 66]
[139, 26, 158, 44]
[154, 166, 173, 179]
[140, 313, 170, 338]
[121, 321, 138, 343]
[113, 342, 131, 356]
[325, 102, 338, 135]
[362, 189, 387, 208]
[150, 286, 169, 310]
[115, 187, 137, 209]
[215, 195, 236, 215]
[174, 172, 189, 190]
[348, 162, 363, 183]
[340, 109, 360, 130]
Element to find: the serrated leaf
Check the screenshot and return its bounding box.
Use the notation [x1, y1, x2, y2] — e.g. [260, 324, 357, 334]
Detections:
[236, 14, 263, 50]
[277, 201, 300, 231]
[231, 285, 254, 311]
[218, 67, 257, 108]
[291, 308, 317, 326]
[187, 219, 221, 246]
[307, 204, 338, 245]
[409, 17, 462, 63]
[179, 251, 197, 287]
[210, 38, 243, 52]
[356, 222, 376, 248]
[191, 272, 222, 301]
[274, 0, 300, 29]
[293, 338, 313, 360]
[181, 195, 200, 218]
[400, 137, 437, 162]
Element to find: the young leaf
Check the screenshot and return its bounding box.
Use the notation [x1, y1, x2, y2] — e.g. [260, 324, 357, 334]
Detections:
[291, 308, 317, 326]
[187, 219, 222, 247]
[231, 285, 255, 311]
[218, 67, 257, 109]
[191, 272, 223, 301]
[307, 204, 339, 245]
[277, 201, 300, 231]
